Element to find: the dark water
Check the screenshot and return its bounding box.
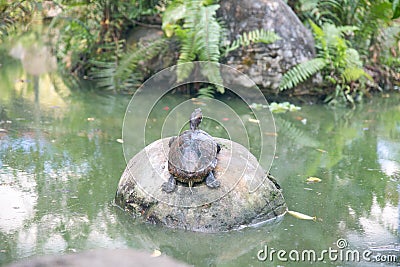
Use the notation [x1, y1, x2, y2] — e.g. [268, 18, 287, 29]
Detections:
[0, 35, 399, 267]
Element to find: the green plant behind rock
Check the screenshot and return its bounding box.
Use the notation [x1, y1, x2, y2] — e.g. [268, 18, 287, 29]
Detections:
[162, 0, 280, 98]
[162, 0, 223, 97]
[0, 0, 37, 43]
[50, 0, 161, 92]
[296, 0, 399, 60]
[280, 21, 372, 106]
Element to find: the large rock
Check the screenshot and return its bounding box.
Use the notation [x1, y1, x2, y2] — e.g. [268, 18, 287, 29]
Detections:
[218, 0, 315, 90]
[115, 137, 286, 233]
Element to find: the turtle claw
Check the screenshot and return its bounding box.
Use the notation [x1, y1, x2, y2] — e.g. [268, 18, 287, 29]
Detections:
[162, 175, 176, 193]
[205, 172, 220, 189]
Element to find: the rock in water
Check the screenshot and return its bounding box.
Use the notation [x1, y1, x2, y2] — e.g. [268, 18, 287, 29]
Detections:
[115, 137, 286, 232]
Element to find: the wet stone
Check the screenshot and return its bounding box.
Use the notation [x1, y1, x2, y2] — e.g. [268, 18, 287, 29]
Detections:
[217, 0, 315, 91]
[115, 138, 286, 233]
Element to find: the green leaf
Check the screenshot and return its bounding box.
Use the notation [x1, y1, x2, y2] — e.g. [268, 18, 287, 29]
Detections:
[223, 29, 280, 56]
[280, 58, 327, 90]
[162, 2, 186, 33]
[393, 0, 400, 19]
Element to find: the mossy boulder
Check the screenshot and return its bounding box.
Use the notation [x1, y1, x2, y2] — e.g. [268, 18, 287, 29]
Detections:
[115, 137, 286, 232]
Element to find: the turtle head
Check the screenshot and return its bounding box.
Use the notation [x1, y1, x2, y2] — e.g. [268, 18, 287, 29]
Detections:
[190, 108, 202, 131]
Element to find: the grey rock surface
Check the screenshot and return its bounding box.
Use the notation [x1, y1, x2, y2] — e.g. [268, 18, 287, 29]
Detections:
[218, 0, 315, 90]
[115, 137, 286, 232]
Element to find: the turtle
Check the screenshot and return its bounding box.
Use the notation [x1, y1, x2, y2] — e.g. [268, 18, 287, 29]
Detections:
[162, 108, 221, 193]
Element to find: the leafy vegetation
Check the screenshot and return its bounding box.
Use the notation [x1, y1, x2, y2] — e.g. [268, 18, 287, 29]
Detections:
[222, 28, 281, 57]
[161, 0, 224, 99]
[280, 21, 373, 106]
[49, 0, 161, 92]
[161, 0, 280, 98]
[283, 0, 400, 105]
[0, 0, 37, 42]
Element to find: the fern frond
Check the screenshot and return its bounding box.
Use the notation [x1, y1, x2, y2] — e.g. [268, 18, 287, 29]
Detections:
[161, 1, 186, 37]
[176, 1, 201, 82]
[223, 29, 280, 56]
[280, 58, 327, 90]
[90, 38, 168, 92]
[197, 4, 221, 62]
[341, 67, 372, 83]
[200, 63, 224, 93]
[176, 1, 222, 83]
[198, 85, 215, 99]
[344, 48, 362, 68]
[90, 60, 119, 91]
[337, 25, 359, 34]
[309, 20, 328, 58]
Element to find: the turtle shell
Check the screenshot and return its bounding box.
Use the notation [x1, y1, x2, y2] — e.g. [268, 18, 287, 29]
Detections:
[168, 129, 218, 184]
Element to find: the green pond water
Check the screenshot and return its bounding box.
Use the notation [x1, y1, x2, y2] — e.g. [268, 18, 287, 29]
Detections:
[0, 34, 399, 267]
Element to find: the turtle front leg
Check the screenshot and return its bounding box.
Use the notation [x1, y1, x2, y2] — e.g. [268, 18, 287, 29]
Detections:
[205, 171, 220, 189]
[168, 136, 176, 147]
[216, 143, 221, 153]
[162, 175, 176, 193]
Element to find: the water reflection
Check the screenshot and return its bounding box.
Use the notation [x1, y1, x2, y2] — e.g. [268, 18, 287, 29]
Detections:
[0, 166, 37, 234]
[377, 138, 400, 177]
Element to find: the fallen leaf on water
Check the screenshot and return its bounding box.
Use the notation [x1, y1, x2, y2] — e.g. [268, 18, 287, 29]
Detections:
[222, 117, 229, 121]
[287, 210, 316, 221]
[151, 249, 161, 257]
[248, 118, 259, 123]
[163, 106, 169, 111]
[264, 132, 278, 136]
[316, 148, 327, 153]
[116, 138, 124, 144]
[306, 177, 322, 183]
[87, 117, 95, 121]
[295, 116, 304, 121]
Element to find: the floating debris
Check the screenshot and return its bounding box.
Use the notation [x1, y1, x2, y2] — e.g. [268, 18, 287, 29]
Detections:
[269, 102, 301, 113]
[249, 103, 268, 110]
[248, 118, 260, 123]
[264, 132, 278, 136]
[191, 98, 206, 106]
[306, 177, 322, 183]
[287, 210, 316, 221]
[116, 138, 124, 144]
[151, 249, 162, 257]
